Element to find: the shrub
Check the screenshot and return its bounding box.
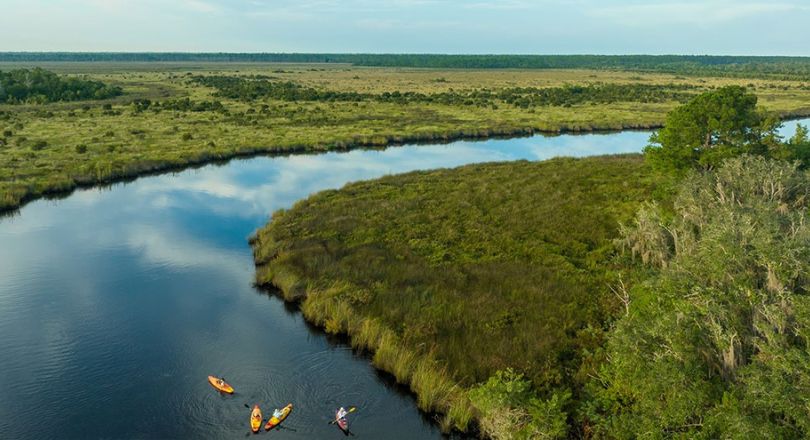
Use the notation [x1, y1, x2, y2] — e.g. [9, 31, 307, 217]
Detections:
[469, 369, 570, 440]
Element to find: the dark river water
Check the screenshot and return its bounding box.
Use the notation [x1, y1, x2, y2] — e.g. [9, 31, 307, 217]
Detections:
[0, 119, 806, 439]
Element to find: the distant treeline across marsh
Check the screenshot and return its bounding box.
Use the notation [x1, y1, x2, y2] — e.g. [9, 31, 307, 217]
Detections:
[3, 53, 810, 79]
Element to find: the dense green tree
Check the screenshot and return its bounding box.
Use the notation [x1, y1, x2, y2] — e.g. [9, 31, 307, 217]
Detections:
[781, 124, 810, 166]
[587, 156, 810, 439]
[644, 86, 780, 172]
[0, 68, 122, 104]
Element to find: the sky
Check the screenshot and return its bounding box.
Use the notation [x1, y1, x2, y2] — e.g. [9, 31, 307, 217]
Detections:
[1, 0, 809, 55]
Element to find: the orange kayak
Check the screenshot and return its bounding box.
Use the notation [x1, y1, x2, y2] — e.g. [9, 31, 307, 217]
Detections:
[250, 405, 262, 433]
[264, 403, 293, 431]
[207, 376, 234, 394]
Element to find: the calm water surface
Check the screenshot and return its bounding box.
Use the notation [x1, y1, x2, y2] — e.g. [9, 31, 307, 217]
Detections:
[0, 120, 806, 439]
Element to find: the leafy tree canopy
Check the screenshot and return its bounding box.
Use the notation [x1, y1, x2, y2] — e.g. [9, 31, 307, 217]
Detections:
[0, 68, 122, 104]
[644, 86, 781, 172]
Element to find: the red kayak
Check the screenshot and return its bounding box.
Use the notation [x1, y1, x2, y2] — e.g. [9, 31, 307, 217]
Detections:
[335, 409, 349, 433]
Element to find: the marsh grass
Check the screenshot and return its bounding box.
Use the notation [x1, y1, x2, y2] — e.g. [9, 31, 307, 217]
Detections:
[291, 278, 475, 432]
[252, 155, 666, 436]
[2, 64, 810, 212]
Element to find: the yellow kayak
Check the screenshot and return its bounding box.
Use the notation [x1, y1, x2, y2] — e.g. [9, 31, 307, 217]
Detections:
[264, 403, 293, 431]
[207, 376, 234, 394]
[250, 405, 262, 433]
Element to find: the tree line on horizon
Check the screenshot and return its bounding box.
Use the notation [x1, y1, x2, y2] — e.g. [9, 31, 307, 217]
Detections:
[3, 53, 810, 79]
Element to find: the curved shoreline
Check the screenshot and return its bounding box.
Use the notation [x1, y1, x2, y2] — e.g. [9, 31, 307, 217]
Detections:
[0, 121, 656, 216]
[6, 110, 810, 218]
[4, 110, 809, 217]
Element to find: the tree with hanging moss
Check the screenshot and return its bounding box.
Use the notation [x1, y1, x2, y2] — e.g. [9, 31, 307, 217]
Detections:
[586, 156, 810, 438]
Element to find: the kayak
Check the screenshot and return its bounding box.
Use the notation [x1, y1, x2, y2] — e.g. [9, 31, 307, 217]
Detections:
[336, 410, 349, 433]
[264, 403, 293, 431]
[250, 405, 262, 433]
[207, 376, 234, 394]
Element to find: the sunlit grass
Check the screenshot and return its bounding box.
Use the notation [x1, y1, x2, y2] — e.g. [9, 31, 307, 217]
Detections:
[2, 64, 809, 212]
[251, 155, 665, 435]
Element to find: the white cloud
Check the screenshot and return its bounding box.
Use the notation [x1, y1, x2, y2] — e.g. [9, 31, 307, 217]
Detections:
[588, 1, 809, 27]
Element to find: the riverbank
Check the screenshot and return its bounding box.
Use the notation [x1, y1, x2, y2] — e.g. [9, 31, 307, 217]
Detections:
[250, 155, 664, 435]
[3, 63, 810, 214]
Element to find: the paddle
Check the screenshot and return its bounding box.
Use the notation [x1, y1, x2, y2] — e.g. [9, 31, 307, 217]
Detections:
[328, 406, 357, 424]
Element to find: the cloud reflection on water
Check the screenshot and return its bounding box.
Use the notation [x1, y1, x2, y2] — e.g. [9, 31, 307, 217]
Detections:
[129, 130, 654, 221]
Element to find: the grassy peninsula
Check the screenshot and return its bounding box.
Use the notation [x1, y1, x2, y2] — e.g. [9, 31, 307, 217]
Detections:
[3, 60, 810, 212]
[251, 86, 810, 438]
[251, 155, 664, 434]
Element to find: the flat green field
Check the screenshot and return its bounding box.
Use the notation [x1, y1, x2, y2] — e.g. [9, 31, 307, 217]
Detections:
[2, 62, 810, 212]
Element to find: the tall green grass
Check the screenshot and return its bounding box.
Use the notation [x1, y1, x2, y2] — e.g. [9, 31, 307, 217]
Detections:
[251, 155, 666, 436]
[289, 279, 476, 432]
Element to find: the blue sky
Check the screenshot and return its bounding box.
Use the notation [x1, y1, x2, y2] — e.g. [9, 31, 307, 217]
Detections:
[1, 0, 809, 54]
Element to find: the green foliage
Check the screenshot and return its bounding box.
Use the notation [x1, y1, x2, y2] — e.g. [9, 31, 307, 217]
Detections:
[644, 86, 779, 172]
[194, 75, 696, 108]
[589, 156, 810, 438]
[469, 369, 571, 440]
[159, 97, 226, 113]
[782, 123, 810, 166]
[0, 68, 122, 104]
[252, 156, 662, 437]
[2, 63, 809, 215]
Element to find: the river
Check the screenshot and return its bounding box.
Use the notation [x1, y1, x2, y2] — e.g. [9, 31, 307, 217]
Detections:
[0, 119, 806, 439]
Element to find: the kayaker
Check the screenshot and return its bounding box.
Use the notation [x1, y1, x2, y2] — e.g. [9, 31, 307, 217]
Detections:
[336, 407, 348, 422]
[272, 407, 283, 419]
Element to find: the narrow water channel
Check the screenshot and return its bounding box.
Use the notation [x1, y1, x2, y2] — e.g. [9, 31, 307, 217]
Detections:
[0, 120, 806, 439]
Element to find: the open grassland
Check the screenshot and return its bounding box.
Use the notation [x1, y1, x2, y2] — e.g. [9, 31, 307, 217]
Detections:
[250, 155, 663, 434]
[2, 63, 810, 212]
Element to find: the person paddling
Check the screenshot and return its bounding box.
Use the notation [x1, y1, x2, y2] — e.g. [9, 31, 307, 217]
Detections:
[336, 406, 349, 422]
[332, 406, 356, 435]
